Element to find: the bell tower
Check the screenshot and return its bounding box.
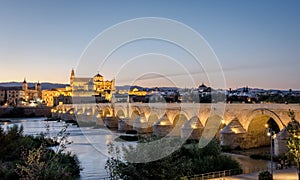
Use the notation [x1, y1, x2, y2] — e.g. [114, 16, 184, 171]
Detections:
[36, 81, 42, 99]
[70, 68, 75, 87]
[22, 78, 28, 91]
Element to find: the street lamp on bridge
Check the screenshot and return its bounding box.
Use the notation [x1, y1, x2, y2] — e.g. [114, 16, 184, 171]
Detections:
[265, 124, 275, 177]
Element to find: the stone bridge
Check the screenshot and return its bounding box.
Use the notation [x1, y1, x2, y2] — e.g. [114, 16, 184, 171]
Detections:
[52, 103, 300, 154]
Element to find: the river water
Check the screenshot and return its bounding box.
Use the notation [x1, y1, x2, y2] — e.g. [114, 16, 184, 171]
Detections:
[0, 117, 269, 179]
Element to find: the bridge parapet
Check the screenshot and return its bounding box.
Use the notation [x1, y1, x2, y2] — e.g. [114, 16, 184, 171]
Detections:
[53, 103, 300, 125]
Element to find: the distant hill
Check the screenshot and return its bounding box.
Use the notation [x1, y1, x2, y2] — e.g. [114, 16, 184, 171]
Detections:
[116, 85, 131, 90]
[0, 82, 68, 90]
[116, 85, 179, 91]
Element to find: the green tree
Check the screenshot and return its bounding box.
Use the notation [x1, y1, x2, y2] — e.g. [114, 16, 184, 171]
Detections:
[105, 137, 240, 179]
[0, 124, 80, 180]
[286, 110, 300, 180]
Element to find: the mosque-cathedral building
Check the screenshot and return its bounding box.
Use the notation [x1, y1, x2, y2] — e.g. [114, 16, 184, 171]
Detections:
[42, 69, 115, 106]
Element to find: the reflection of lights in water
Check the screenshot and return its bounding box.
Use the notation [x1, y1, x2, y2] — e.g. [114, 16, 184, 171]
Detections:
[105, 135, 113, 144]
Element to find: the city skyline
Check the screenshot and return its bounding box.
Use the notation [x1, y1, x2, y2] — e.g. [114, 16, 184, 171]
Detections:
[0, 1, 299, 89]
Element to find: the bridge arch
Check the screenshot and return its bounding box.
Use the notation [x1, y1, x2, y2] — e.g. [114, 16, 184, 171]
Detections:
[169, 113, 189, 136]
[169, 111, 189, 124]
[203, 115, 224, 139]
[148, 113, 159, 125]
[243, 108, 284, 148]
[115, 106, 127, 117]
[116, 109, 126, 118]
[185, 116, 203, 129]
[245, 108, 285, 131]
[103, 107, 112, 117]
[130, 106, 142, 115]
[130, 110, 140, 121]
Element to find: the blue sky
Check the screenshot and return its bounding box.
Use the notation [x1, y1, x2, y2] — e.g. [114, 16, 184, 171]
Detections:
[0, 0, 299, 89]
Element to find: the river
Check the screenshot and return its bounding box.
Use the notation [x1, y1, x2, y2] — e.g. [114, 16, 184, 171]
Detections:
[0, 117, 269, 179]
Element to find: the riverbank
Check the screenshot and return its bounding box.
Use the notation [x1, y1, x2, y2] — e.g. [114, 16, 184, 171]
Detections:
[227, 147, 270, 156]
[0, 106, 51, 118]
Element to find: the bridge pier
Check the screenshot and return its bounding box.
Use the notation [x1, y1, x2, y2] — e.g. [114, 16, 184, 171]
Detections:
[133, 113, 153, 133]
[95, 115, 104, 126]
[181, 117, 203, 140]
[104, 116, 118, 128]
[118, 117, 133, 132]
[220, 118, 246, 149]
[51, 109, 58, 118]
[153, 114, 173, 137]
[274, 128, 289, 156]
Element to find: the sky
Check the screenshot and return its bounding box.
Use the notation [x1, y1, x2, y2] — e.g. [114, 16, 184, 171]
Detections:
[0, 0, 299, 90]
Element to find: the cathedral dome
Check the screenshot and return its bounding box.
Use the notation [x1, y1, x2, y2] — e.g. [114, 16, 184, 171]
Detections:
[94, 73, 103, 78]
[94, 73, 104, 82]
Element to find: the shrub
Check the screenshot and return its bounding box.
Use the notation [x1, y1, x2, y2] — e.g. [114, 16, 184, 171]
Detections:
[258, 170, 273, 180]
[0, 124, 80, 180]
[105, 137, 241, 179]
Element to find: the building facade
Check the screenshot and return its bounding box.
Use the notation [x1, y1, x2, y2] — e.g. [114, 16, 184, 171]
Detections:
[0, 79, 42, 106]
[42, 69, 115, 106]
[42, 87, 72, 106]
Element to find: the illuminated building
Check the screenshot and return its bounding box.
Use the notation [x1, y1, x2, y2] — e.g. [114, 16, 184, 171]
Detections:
[42, 69, 115, 106]
[128, 87, 147, 96]
[72, 70, 115, 102]
[0, 79, 42, 106]
[42, 88, 72, 106]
